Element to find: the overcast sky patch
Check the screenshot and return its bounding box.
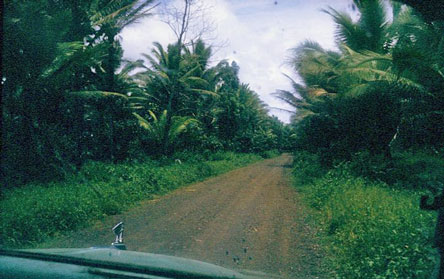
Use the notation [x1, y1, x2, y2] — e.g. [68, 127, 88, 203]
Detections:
[120, 0, 354, 123]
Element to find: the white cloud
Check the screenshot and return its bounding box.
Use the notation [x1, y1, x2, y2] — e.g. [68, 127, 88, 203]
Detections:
[120, 15, 176, 60]
[120, 0, 354, 123]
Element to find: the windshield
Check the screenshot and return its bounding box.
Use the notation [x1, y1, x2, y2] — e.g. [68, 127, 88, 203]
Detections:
[2, 1, 444, 279]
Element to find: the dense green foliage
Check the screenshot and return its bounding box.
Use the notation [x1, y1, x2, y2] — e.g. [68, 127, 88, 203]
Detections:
[292, 152, 439, 278]
[276, 0, 444, 164]
[1, 0, 288, 188]
[280, 2, 444, 277]
[3, 0, 444, 277]
[0, 152, 263, 248]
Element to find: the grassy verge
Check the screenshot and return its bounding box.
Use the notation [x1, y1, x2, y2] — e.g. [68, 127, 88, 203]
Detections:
[0, 151, 263, 248]
[292, 152, 438, 278]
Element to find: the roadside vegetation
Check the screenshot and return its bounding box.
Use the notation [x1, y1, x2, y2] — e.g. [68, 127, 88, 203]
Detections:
[2, 0, 290, 190]
[292, 151, 441, 278]
[0, 151, 267, 248]
[1, 1, 286, 248]
[3, 0, 444, 277]
[278, 0, 444, 278]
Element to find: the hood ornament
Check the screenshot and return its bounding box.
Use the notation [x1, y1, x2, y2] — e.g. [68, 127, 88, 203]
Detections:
[111, 222, 126, 250]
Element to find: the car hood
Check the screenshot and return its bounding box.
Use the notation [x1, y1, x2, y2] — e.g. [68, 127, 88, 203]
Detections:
[3, 247, 278, 279]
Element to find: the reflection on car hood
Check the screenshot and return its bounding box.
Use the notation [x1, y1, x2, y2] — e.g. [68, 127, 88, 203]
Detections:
[2, 248, 278, 279]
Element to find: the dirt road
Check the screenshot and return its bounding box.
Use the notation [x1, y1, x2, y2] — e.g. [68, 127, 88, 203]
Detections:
[42, 155, 325, 278]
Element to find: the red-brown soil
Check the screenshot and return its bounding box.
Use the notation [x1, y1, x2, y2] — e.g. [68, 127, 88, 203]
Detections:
[41, 154, 326, 278]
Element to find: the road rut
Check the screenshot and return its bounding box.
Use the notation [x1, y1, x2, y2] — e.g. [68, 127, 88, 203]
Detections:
[43, 154, 325, 278]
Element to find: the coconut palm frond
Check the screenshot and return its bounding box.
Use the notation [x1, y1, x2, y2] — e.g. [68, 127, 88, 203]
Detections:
[168, 116, 198, 143]
[133, 112, 153, 130]
[69, 90, 129, 99]
[191, 89, 219, 97]
[323, 7, 366, 51]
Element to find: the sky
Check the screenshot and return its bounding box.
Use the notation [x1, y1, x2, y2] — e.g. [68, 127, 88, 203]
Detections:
[120, 0, 356, 123]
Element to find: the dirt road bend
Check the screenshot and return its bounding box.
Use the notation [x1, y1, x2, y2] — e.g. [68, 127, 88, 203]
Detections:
[43, 154, 325, 278]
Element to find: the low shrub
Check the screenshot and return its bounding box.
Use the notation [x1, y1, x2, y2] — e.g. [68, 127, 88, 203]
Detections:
[258, 149, 281, 159]
[346, 150, 444, 192]
[0, 152, 262, 248]
[392, 151, 444, 192]
[292, 151, 327, 186]
[293, 152, 438, 278]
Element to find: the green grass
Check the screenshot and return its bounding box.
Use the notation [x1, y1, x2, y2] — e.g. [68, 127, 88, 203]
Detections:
[0, 152, 262, 248]
[292, 151, 438, 278]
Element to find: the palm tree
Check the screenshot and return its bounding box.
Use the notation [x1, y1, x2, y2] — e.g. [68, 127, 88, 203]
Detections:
[131, 41, 217, 116]
[273, 74, 326, 123]
[289, 40, 343, 94]
[87, 0, 157, 91]
[279, 4, 422, 118]
[127, 40, 218, 154]
[274, 41, 341, 122]
[133, 110, 198, 154]
[216, 83, 269, 149]
[323, 0, 390, 54]
[41, 0, 157, 92]
[276, 1, 409, 157]
[35, 1, 158, 162]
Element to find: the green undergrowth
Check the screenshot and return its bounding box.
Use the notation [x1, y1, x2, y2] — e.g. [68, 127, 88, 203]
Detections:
[292, 151, 438, 278]
[258, 149, 281, 159]
[0, 151, 264, 248]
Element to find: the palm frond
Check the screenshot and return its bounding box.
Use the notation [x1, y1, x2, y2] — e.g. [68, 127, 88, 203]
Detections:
[133, 112, 152, 130]
[168, 116, 198, 143]
[41, 42, 84, 78]
[92, 2, 135, 26]
[323, 7, 366, 50]
[69, 90, 129, 99]
[182, 76, 210, 88]
[180, 65, 201, 80]
[191, 89, 219, 97]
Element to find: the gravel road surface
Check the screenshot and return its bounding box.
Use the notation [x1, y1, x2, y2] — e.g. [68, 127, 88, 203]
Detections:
[42, 154, 326, 278]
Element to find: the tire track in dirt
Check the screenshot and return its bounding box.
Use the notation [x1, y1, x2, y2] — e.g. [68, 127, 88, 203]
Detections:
[42, 154, 325, 278]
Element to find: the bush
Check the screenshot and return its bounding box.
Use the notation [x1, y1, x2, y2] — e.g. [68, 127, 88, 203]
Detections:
[347, 150, 444, 192]
[258, 149, 281, 159]
[0, 152, 262, 248]
[392, 151, 444, 192]
[293, 152, 438, 278]
[294, 86, 401, 166]
[348, 151, 397, 183]
[292, 151, 327, 186]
